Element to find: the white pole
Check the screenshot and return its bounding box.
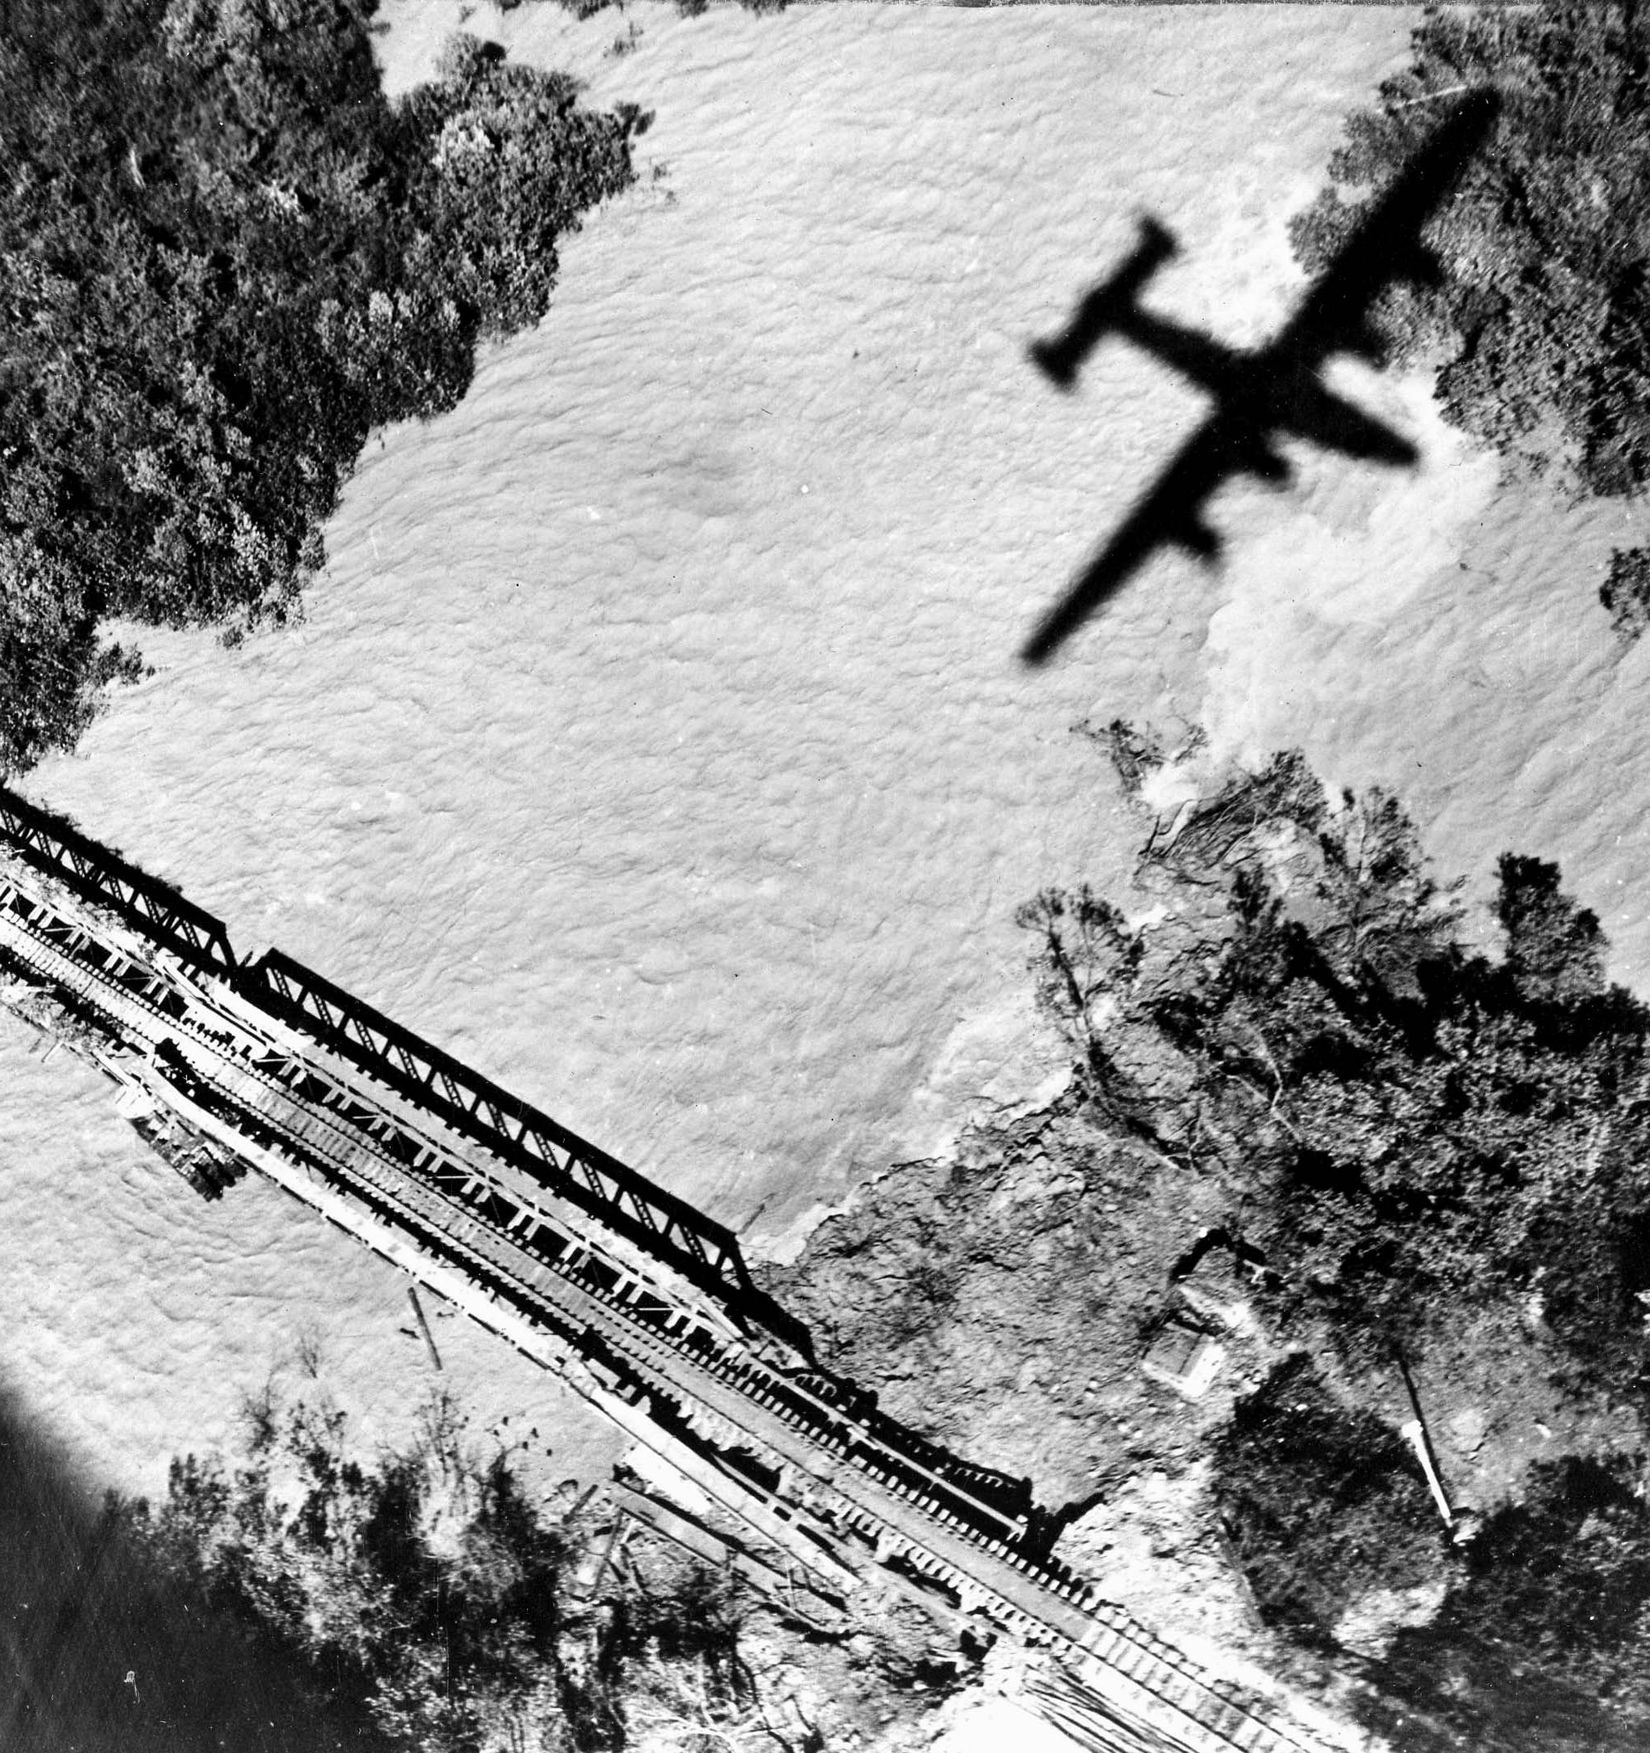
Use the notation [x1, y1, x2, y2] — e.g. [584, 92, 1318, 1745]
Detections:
[1401, 1419, 1454, 1525]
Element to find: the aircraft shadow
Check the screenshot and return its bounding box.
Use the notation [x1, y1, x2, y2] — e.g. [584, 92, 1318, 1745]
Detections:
[1020, 89, 1499, 665]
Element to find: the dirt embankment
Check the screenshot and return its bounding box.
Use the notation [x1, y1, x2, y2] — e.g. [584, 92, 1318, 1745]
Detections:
[766, 1094, 1287, 1669]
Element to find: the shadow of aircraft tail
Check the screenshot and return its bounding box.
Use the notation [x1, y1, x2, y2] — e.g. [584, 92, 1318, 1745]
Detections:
[1028, 217, 1179, 391]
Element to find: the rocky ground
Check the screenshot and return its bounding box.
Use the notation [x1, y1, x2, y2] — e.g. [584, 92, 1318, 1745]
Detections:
[768, 1098, 1277, 1667]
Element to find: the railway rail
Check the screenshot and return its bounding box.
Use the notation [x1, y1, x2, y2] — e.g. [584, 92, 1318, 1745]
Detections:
[0, 787, 1347, 1753]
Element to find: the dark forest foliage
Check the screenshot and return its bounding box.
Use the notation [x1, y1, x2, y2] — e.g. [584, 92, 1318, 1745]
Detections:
[1210, 1357, 1444, 1646]
[113, 1392, 760, 1753]
[1021, 738, 1650, 1391]
[1372, 1454, 1650, 1753]
[1601, 544, 1650, 643]
[1293, 3, 1650, 496]
[0, 0, 643, 772]
[1024, 733, 1650, 1738]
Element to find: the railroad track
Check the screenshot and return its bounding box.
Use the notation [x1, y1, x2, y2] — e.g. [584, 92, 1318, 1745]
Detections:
[0, 787, 1347, 1753]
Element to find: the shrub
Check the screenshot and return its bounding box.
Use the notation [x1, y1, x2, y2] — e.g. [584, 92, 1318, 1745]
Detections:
[1601, 546, 1650, 644]
[1211, 1357, 1445, 1644]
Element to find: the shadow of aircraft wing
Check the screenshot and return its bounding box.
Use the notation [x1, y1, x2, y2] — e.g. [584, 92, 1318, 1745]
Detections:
[1021, 421, 1230, 666]
[1283, 377, 1419, 465]
[1282, 88, 1499, 364]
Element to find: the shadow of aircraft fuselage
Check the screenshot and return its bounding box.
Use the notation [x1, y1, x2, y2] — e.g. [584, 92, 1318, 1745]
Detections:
[1021, 89, 1499, 665]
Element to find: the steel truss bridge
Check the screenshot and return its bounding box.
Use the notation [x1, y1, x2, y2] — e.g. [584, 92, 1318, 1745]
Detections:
[0, 786, 1346, 1753]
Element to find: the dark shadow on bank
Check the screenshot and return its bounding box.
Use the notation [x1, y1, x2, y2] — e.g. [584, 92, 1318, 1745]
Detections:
[1020, 89, 1499, 665]
[0, 1380, 392, 1753]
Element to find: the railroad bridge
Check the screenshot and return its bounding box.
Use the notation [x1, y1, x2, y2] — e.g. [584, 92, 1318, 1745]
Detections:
[0, 785, 1347, 1753]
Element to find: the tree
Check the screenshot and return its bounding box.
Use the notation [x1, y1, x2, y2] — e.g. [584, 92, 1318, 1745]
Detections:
[1023, 735, 1650, 1388]
[0, 0, 643, 774]
[1370, 1455, 1650, 1752]
[1601, 547, 1650, 644]
[1210, 1356, 1445, 1646]
[1293, 4, 1650, 497]
[113, 1387, 762, 1753]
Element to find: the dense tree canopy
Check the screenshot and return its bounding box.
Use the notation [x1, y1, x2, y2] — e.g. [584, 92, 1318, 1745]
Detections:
[1022, 737, 1650, 1391]
[0, 0, 643, 771]
[1368, 1454, 1650, 1753]
[1026, 734, 1650, 1741]
[1210, 1356, 1444, 1647]
[1294, 2, 1650, 496]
